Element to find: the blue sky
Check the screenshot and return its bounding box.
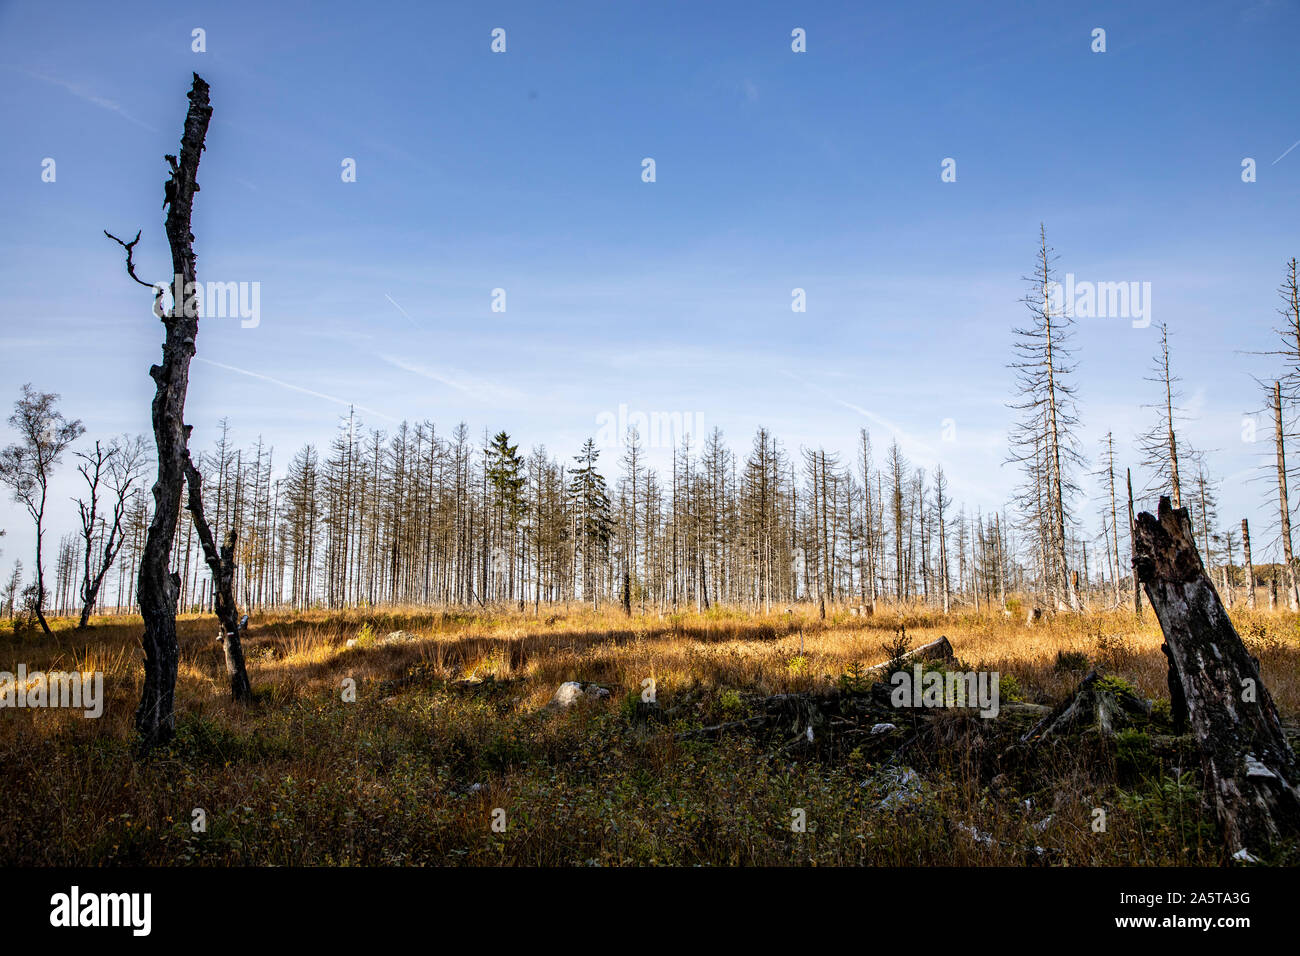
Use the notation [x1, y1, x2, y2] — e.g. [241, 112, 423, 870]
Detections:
[1, 0, 1299, 571]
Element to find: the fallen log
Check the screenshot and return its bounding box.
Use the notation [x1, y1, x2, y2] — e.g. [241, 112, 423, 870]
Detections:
[867, 635, 955, 672]
[1133, 496, 1300, 860]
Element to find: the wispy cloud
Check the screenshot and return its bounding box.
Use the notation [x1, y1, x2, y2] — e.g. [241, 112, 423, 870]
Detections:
[9, 66, 159, 132]
[195, 357, 396, 421]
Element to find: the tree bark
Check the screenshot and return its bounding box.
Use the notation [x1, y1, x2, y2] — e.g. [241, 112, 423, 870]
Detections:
[184, 454, 252, 701]
[1272, 382, 1299, 610]
[1241, 518, 1256, 610]
[1133, 496, 1300, 860]
[1126, 468, 1141, 617]
[130, 74, 213, 749]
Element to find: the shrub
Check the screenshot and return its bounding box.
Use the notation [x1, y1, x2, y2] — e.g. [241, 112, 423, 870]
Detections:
[879, 627, 911, 679]
[1053, 649, 1090, 673]
[717, 688, 743, 716]
[838, 661, 870, 695]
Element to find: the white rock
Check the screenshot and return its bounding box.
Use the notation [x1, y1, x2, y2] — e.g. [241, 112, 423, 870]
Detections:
[870, 722, 897, 735]
[553, 682, 584, 707]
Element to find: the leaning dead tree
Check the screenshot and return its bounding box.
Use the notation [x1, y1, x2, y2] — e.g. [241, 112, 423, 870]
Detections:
[184, 451, 252, 701]
[1133, 496, 1300, 860]
[106, 74, 213, 749]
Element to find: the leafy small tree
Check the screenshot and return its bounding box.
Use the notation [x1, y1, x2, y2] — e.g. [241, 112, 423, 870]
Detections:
[0, 384, 84, 635]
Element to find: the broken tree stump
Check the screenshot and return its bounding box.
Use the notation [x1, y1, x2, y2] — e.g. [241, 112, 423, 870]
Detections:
[184, 453, 252, 702]
[1021, 670, 1150, 742]
[1133, 496, 1300, 860]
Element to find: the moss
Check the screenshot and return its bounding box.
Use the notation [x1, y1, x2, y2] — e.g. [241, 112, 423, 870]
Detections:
[1096, 674, 1139, 699]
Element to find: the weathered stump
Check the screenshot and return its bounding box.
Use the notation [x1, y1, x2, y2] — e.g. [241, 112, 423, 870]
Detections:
[1021, 670, 1150, 741]
[1133, 496, 1300, 860]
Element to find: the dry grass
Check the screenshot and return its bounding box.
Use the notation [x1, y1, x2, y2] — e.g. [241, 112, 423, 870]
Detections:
[1, 601, 1297, 866]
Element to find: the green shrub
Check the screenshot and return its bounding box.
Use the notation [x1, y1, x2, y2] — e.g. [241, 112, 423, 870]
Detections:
[838, 661, 870, 695]
[717, 688, 744, 716]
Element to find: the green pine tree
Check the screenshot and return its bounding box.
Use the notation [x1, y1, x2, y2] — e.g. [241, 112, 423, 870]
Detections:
[568, 438, 613, 605]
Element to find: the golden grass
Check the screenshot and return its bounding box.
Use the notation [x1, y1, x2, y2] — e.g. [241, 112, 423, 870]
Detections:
[1, 600, 1297, 865]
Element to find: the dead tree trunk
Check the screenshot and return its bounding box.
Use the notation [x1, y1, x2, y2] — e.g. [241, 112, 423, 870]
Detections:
[1126, 468, 1141, 617]
[1273, 382, 1299, 610]
[184, 454, 252, 701]
[1133, 496, 1300, 860]
[107, 74, 213, 749]
[1241, 518, 1256, 611]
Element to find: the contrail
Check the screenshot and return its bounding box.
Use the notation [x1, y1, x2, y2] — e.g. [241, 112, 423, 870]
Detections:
[9, 66, 159, 133]
[1272, 138, 1300, 165]
[195, 357, 396, 421]
[385, 294, 417, 325]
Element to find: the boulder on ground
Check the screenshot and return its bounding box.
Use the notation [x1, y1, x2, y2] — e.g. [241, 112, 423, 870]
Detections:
[551, 681, 613, 708]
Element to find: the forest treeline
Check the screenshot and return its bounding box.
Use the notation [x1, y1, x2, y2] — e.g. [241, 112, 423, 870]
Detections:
[4, 239, 1300, 626]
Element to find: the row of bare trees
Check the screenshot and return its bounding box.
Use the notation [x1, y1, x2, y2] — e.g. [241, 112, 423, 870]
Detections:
[14, 237, 1299, 630]
[1007, 226, 1300, 613]
[11, 417, 1017, 618]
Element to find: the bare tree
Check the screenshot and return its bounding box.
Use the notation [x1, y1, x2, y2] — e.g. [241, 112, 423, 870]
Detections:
[1008, 226, 1083, 609]
[1096, 432, 1123, 608]
[1, 559, 20, 620]
[1261, 257, 1300, 401]
[184, 454, 252, 701]
[0, 384, 84, 635]
[1126, 467, 1141, 616]
[1137, 322, 1188, 507]
[1271, 381, 1299, 610]
[106, 73, 214, 749]
[73, 435, 148, 628]
[934, 464, 951, 614]
[1242, 517, 1256, 610]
